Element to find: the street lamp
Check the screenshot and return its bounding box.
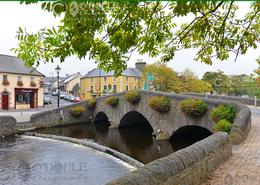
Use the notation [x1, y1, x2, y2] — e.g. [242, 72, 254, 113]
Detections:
[55, 65, 61, 108]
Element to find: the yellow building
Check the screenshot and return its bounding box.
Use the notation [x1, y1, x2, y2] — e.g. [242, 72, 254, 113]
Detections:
[0, 54, 44, 110]
[80, 61, 146, 100]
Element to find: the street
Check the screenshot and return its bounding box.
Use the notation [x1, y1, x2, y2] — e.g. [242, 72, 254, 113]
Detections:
[0, 94, 74, 123]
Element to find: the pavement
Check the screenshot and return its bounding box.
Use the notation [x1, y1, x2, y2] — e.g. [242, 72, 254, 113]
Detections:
[201, 107, 260, 185]
[0, 94, 73, 123]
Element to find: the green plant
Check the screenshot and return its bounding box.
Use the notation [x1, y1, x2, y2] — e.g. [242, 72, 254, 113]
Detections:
[148, 96, 171, 113]
[214, 119, 232, 133]
[70, 106, 85, 117]
[105, 96, 119, 107]
[124, 90, 141, 104]
[87, 99, 96, 109]
[179, 98, 208, 118]
[211, 104, 236, 123]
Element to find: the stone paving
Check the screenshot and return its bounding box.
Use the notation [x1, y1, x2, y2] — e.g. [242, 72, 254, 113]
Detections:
[201, 115, 260, 185]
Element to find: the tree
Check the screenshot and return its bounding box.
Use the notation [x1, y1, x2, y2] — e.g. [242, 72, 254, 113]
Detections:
[13, 1, 260, 75]
[178, 68, 212, 93]
[202, 70, 231, 94]
[142, 63, 182, 92]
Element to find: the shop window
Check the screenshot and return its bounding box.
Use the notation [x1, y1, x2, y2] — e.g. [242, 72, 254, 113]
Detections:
[16, 93, 30, 104]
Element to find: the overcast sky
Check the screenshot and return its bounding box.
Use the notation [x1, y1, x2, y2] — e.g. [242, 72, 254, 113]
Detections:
[0, 1, 259, 78]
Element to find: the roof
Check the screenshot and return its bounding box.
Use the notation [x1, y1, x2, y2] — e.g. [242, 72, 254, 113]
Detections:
[0, 54, 44, 76]
[82, 68, 142, 78]
[63, 73, 81, 84]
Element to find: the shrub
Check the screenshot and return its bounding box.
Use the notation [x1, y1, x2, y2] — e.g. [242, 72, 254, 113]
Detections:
[179, 98, 208, 118]
[124, 90, 141, 104]
[214, 119, 232, 133]
[70, 106, 85, 117]
[148, 96, 171, 113]
[105, 96, 119, 107]
[211, 104, 236, 123]
[87, 99, 96, 109]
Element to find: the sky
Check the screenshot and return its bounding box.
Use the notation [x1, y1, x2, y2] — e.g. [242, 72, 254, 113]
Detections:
[0, 1, 259, 78]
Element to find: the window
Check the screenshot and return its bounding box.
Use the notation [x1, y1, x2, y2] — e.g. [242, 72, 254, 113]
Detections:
[3, 75, 7, 81]
[126, 76, 128, 81]
[126, 85, 129, 91]
[16, 93, 30, 104]
[17, 76, 22, 81]
[108, 84, 112, 89]
[90, 78, 93, 83]
[104, 77, 107, 82]
[30, 77, 34, 82]
[104, 85, 107, 90]
[90, 85, 94, 93]
[113, 85, 117, 90]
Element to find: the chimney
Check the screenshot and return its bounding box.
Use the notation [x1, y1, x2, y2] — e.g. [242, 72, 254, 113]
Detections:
[135, 59, 146, 72]
[66, 74, 69, 77]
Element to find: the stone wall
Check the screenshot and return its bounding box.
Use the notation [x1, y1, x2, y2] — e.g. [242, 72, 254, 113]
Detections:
[0, 116, 18, 136]
[29, 101, 92, 128]
[184, 92, 260, 106]
[95, 90, 251, 143]
[107, 132, 231, 185]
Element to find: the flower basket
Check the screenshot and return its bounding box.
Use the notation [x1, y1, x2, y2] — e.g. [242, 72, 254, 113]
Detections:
[105, 96, 119, 107]
[17, 81, 23, 87]
[179, 98, 208, 118]
[124, 90, 141, 104]
[2, 80, 9, 86]
[30, 81, 37, 87]
[148, 96, 171, 113]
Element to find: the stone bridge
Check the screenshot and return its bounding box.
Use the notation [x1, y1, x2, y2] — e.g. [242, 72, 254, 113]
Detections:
[94, 90, 232, 140]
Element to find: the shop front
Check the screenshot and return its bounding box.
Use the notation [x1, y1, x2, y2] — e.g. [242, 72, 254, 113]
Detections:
[15, 88, 38, 109]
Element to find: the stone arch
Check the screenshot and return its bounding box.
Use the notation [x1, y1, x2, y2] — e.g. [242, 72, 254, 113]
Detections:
[170, 125, 212, 150]
[93, 111, 110, 127]
[119, 111, 154, 132]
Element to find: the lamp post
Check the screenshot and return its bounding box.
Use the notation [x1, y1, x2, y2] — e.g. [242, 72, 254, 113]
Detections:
[55, 65, 61, 108]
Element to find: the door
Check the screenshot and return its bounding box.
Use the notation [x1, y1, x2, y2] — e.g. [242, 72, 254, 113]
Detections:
[30, 93, 34, 108]
[2, 92, 9, 110]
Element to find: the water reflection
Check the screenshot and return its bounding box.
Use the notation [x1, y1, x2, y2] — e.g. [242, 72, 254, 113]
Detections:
[35, 122, 212, 164]
[0, 136, 134, 185]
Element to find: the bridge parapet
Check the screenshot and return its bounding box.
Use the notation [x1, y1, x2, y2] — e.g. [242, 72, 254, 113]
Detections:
[94, 90, 251, 143]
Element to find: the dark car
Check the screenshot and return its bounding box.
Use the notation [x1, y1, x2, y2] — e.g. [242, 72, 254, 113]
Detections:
[44, 97, 52, 105]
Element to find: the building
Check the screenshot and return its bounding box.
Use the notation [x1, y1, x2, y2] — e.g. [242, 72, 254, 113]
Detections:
[80, 60, 146, 100]
[44, 76, 65, 93]
[0, 54, 44, 110]
[63, 73, 81, 96]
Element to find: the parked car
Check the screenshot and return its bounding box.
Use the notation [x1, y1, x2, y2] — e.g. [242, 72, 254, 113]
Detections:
[52, 91, 58, 96]
[44, 97, 52, 105]
[44, 89, 49, 94]
[64, 94, 71, 101]
[59, 92, 66, 99]
[69, 95, 75, 102]
[74, 97, 81, 102]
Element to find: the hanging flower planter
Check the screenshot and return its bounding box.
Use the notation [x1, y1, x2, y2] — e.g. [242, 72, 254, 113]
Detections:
[2, 80, 9, 86]
[148, 96, 171, 113]
[30, 81, 37, 87]
[105, 96, 119, 107]
[179, 98, 208, 118]
[17, 81, 23, 87]
[124, 90, 141, 104]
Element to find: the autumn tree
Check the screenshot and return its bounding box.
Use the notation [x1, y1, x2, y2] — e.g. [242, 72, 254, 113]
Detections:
[178, 68, 212, 93]
[142, 63, 182, 92]
[13, 1, 260, 75]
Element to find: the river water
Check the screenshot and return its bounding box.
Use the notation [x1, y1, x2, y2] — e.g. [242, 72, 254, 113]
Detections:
[35, 122, 212, 164]
[0, 136, 134, 185]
